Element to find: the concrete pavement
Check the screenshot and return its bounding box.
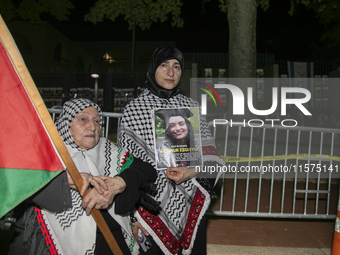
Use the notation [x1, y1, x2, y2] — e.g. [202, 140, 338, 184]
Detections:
[207, 244, 331, 255]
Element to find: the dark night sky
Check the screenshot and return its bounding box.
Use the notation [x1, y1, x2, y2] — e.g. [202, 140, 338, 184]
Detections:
[45, 0, 333, 61]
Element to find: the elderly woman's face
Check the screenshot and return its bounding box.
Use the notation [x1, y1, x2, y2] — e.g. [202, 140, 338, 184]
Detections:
[168, 116, 188, 140]
[70, 106, 100, 150]
[155, 59, 181, 90]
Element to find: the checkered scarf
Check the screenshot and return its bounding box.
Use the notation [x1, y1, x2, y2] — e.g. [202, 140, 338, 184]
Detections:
[40, 139, 138, 255]
[119, 89, 224, 255]
[55, 98, 102, 149]
[41, 98, 139, 254]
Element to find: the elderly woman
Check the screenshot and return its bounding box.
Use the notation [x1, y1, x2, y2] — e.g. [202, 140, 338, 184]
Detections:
[119, 46, 225, 254]
[8, 98, 157, 255]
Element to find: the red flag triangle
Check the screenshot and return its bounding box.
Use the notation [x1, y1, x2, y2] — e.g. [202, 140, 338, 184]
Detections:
[0, 41, 64, 171]
[0, 16, 122, 254]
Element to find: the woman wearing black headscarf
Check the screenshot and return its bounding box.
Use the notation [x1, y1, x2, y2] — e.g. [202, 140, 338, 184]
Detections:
[119, 45, 224, 254]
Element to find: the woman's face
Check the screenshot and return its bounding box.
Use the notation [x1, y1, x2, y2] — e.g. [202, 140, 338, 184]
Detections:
[168, 116, 188, 141]
[70, 106, 100, 150]
[155, 59, 181, 90]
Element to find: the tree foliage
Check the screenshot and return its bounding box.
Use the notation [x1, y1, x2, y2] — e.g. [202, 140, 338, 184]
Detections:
[0, 0, 74, 23]
[84, 0, 184, 30]
[217, 0, 270, 13]
[218, 0, 340, 48]
[295, 0, 340, 47]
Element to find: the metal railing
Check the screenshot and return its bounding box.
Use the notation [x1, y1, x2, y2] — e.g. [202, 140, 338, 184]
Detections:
[48, 108, 340, 219]
[208, 121, 340, 219]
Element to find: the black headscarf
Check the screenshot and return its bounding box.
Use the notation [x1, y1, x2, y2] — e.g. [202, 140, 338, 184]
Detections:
[145, 45, 184, 99]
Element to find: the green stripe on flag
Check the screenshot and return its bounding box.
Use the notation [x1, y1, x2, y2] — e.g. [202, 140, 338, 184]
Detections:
[0, 168, 63, 219]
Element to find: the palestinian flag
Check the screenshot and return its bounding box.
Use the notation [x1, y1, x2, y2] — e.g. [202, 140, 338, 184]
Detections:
[0, 16, 123, 255]
[0, 17, 65, 219]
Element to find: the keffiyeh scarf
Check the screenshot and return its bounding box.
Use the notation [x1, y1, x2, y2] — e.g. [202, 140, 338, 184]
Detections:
[119, 89, 224, 255]
[36, 98, 138, 255]
[40, 139, 138, 255]
[55, 98, 102, 149]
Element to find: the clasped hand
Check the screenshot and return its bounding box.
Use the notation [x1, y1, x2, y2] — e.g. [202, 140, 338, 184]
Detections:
[67, 172, 110, 196]
[81, 176, 126, 215]
[67, 172, 126, 215]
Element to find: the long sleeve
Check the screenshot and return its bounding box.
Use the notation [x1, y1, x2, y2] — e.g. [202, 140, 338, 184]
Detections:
[8, 171, 72, 253]
[31, 171, 72, 212]
[115, 158, 157, 214]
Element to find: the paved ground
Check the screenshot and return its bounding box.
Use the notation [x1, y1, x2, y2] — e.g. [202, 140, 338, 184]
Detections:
[206, 216, 334, 248]
[204, 178, 337, 254]
[0, 216, 335, 254]
[1, 178, 337, 254]
[207, 244, 331, 255]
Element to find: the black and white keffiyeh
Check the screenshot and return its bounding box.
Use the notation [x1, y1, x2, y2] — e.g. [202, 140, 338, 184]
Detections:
[40, 139, 138, 255]
[119, 45, 224, 255]
[38, 99, 138, 255]
[55, 98, 102, 149]
[119, 90, 224, 255]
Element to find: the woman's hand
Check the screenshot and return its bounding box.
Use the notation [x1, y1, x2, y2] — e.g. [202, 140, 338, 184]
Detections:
[81, 176, 127, 215]
[166, 166, 198, 184]
[132, 221, 149, 242]
[67, 172, 110, 196]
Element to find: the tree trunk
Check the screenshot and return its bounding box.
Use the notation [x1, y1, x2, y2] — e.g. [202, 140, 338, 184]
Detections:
[228, 0, 257, 78]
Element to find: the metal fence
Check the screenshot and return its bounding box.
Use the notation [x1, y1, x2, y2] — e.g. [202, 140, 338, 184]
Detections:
[191, 52, 335, 76]
[275, 59, 333, 76]
[48, 108, 340, 219]
[35, 72, 146, 111]
[209, 121, 340, 219]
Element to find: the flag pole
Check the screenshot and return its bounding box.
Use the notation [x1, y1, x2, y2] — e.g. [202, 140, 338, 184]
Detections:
[0, 15, 123, 255]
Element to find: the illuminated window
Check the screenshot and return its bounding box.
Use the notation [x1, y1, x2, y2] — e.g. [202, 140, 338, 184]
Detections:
[103, 53, 115, 63]
[102, 51, 127, 64]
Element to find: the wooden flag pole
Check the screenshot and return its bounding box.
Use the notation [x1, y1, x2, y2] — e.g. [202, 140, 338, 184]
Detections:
[0, 15, 123, 255]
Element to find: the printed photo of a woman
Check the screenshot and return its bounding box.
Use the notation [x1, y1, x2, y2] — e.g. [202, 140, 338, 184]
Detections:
[162, 108, 195, 147]
[154, 108, 202, 169]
